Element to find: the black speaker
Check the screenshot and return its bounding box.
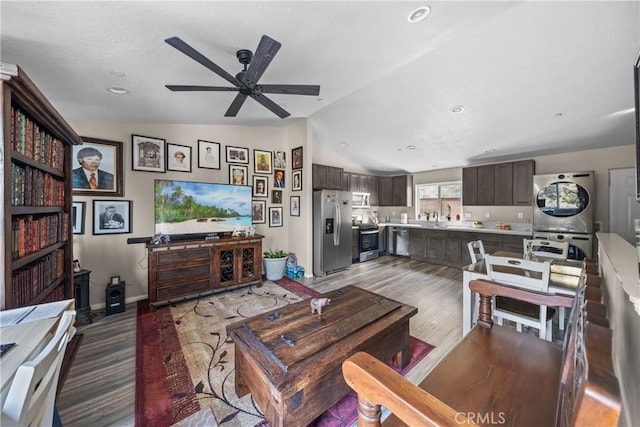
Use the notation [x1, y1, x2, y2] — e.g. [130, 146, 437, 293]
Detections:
[105, 281, 125, 316]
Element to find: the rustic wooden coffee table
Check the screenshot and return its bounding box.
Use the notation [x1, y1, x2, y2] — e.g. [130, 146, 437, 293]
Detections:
[226, 285, 417, 427]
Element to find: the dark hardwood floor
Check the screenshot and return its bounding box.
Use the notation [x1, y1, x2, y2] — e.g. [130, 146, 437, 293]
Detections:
[57, 256, 464, 426]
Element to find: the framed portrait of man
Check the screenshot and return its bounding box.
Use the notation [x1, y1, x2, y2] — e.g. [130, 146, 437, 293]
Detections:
[73, 137, 123, 196]
[292, 146, 303, 169]
[269, 207, 283, 227]
[252, 175, 268, 198]
[252, 200, 266, 224]
[198, 140, 221, 170]
[292, 170, 302, 191]
[93, 200, 132, 235]
[272, 189, 282, 204]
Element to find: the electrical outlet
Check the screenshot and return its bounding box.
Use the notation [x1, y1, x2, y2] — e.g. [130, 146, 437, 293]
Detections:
[517, 212, 524, 219]
[485, 212, 491, 218]
[465, 212, 472, 218]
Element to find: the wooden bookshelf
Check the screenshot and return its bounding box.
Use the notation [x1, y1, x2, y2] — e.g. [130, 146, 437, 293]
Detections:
[2, 65, 82, 310]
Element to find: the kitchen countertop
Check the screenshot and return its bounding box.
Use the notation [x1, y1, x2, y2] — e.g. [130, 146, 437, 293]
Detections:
[376, 222, 532, 236]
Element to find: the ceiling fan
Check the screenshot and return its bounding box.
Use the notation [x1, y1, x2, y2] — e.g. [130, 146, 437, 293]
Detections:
[164, 35, 320, 119]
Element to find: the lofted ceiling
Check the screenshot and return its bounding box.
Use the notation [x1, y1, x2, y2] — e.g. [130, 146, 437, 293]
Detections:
[1, 1, 639, 174]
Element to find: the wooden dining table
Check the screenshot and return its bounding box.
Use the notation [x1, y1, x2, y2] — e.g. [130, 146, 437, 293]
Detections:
[461, 251, 583, 336]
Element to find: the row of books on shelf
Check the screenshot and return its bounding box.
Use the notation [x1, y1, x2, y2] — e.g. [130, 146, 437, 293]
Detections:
[10, 162, 65, 207]
[11, 249, 65, 308]
[10, 105, 66, 171]
[11, 213, 70, 260]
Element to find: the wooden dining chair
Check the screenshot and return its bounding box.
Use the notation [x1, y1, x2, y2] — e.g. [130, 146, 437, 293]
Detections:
[467, 240, 486, 263]
[484, 255, 555, 341]
[523, 238, 569, 260]
[1, 310, 76, 427]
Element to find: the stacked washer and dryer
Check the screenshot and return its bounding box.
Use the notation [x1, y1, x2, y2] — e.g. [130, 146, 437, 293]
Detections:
[532, 171, 594, 260]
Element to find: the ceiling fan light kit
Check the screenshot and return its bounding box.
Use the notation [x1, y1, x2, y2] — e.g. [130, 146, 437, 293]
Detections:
[165, 35, 320, 119]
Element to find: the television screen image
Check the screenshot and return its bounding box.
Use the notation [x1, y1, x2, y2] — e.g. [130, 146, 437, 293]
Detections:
[154, 179, 252, 237]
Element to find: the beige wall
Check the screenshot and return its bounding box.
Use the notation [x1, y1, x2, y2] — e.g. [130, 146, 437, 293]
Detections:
[70, 120, 312, 308]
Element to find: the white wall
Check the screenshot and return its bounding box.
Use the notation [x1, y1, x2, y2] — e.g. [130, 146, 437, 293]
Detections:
[70, 120, 312, 308]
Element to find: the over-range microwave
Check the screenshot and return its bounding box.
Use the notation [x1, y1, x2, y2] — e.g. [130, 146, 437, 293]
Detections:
[352, 192, 370, 208]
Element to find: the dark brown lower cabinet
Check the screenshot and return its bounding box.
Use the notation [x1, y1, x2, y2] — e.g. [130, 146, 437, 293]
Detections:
[147, 236, 263, 308]
[409, 229, 528, 268]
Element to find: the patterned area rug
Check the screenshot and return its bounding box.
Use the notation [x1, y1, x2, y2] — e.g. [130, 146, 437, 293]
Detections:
[135, 278, 434, 426]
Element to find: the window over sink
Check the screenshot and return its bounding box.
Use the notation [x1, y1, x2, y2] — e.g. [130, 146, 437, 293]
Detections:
[415, 181, 462, 221]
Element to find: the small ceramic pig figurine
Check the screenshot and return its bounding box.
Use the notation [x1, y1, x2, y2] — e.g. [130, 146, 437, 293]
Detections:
[310, 298, 331, 315]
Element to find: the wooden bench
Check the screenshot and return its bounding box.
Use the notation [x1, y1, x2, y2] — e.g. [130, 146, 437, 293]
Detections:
[342, 273, 621, 426]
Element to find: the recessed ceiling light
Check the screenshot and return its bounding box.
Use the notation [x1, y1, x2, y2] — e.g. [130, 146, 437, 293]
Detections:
[484, 148, 496, 154]
[407, 145, 416, 150]
[340, 141, 349, 147]
[408, 6, 431, 23]
[110, 70, 125, 78]
[451, 105, 465, 114]
[554, 113, 564, 118]
[107, 86, 129, 94]
[431, 164, 438, 168]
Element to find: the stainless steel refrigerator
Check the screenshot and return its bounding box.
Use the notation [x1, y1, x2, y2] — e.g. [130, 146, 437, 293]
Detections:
[313, 190, 352, 276]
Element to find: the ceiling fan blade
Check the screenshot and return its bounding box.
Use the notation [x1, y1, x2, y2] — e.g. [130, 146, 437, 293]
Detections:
[165, 37, 242, 87]
[242, 35, 281, 88]
[225, 93, 249, 117]
[257, 84, 320, 96]
[166, 85, 239, 92]
[250, 93, 290, 119]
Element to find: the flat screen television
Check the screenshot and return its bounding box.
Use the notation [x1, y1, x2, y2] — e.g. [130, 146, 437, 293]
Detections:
[154, 179, 252, 239]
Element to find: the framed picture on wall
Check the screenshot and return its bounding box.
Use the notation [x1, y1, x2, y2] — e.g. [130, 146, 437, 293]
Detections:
[252, 175, 268, 198]
[252, 200, 266, 224]
[292, 146, 303, 169]
[167, 143, 192, 172]
[132, 134, 166, 173]
[292, 170, 302, 191]
[73, 136, 123, 196]
[225, 145, 249, 164]
[272, 189, 282, 204]
[254, 149, 272, 174]
[93, 200, 132, 235]
[198, 140, 221, 170]
[229, 164, 248, 185]
[274, 150, 286, 169]
[269, 207, 283, 227]
[290, 196, 300, 216]
[72, 201, 85, 234]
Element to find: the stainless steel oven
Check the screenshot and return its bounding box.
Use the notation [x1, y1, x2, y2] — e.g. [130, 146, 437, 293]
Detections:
[358, 224, 379, 262]
[533, 171, 594, 233]
[532, 231, 593, 260]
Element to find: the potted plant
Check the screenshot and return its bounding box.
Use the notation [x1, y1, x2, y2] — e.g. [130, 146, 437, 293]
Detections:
[263, 250, 288, 281]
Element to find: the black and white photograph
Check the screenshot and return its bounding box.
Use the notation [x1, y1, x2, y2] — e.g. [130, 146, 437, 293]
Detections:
[132, 134, 166, 173]
[269, 207, 283, 227]
[290, 196, 300, 217]
[292, 170, 302, 191]
[292, 146, 303, 169]
[229, 164, 248, 185]
[197, 140, 221, 170]
[252, 200, 266, 224]
[273, 150, 286, 168]
[167, 143, 192, 172]
[272, 189, 282, 204]
[72, 201, 86, 234]
[73, 137, 123, 196]
[225, 145, 249, 164]
[93, 200, 132, 235]
[252, 175, 268, 198]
